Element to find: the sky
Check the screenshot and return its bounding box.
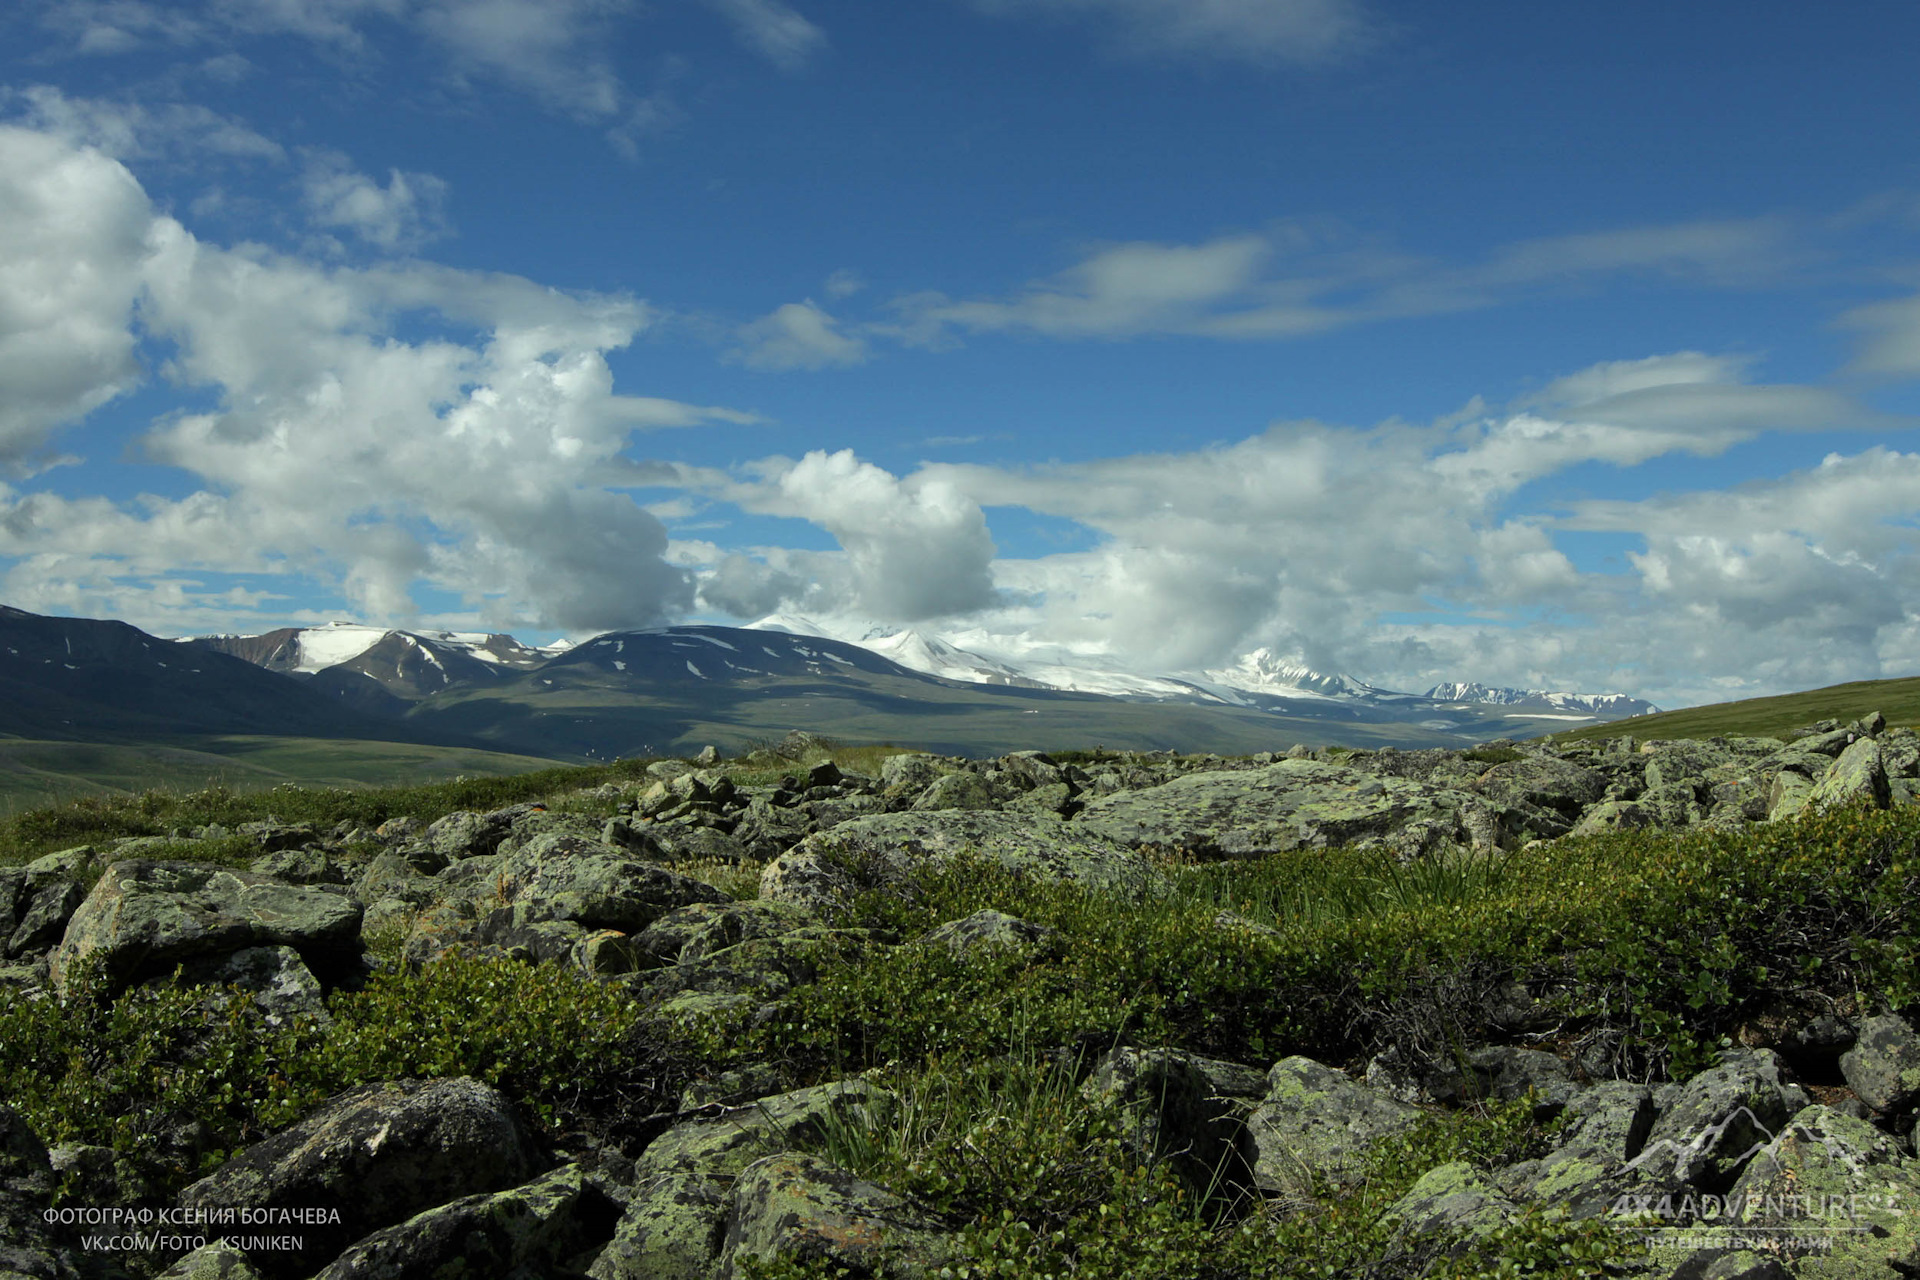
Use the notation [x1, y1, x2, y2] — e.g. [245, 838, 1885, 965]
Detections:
[4, 1, 1920, 708]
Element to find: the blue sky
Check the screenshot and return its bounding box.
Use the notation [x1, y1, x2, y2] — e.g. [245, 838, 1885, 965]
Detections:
[4, 0, 1920, 707]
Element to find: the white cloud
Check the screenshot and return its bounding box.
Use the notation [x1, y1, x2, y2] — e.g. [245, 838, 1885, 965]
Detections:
[0, 124, 770, 633]
[889, 217, 1799, 348]
[730, 299, 868, 370]
[823, 268, 864, 299]
[0, 125, 156, 466]
[35, 0, 212, 53]
[4, 85, 286, 162]
[675, 350, 1917, 701]
[299, 149, 450, 251]
[688, 449, 1000, 620]
[969, 0, 1375, 65]
[701, 0, 826, 69]
[416, 0, 634, 119]
[32, 1, 674, 152]
[1838, 293, 1920, 379]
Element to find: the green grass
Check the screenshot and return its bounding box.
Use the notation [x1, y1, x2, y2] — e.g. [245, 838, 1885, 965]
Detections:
[1553, 674, 1920, 745]
[0, 735, 572, 817]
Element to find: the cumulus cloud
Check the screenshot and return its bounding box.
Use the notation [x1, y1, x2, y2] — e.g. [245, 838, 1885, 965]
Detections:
[701, 0, 826, 69]
[673, 350, 1916, 699]
[0, 124, 756, 633]
[299, 149, 450, 251]
[684, 449, 1000, 620]
[0, 125, 155, 466]
[969, 0, 1375, 65]
[729, 300, 868, 370]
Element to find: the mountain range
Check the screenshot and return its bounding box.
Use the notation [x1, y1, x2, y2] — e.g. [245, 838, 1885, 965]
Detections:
[0, 605, 1658, 764]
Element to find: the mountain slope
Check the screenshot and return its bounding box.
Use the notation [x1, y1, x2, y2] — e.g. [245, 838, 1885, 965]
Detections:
[398, 624, 1618, 758]
[0, 606, 529, 753]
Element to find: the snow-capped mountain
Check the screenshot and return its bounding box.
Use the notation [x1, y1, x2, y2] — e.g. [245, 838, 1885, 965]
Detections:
[745, 615, 1658, 722]
[187, 613, 1657, 741]
[191, 620, 558, 675]
[1424, 683, 1653, 717]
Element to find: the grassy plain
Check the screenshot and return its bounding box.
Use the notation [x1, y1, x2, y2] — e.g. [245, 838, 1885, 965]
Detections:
[0, 735, 569, 816]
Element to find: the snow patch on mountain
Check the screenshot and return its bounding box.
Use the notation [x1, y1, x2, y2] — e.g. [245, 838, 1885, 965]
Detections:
[1425, 682, 1653, 714]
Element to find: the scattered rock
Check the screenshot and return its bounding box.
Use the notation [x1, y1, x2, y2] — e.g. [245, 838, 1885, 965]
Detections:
[1839, 1013, 1920, 1112]
[177, 1076, 542, 1279]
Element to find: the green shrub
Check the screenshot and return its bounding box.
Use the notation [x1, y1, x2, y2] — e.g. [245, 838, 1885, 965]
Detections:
[276, 950, 648, 1129]
[0, 961, 323, 1193]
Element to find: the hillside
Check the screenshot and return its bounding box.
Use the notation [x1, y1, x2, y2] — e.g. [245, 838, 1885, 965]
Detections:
[1553, 674, 1920, 744]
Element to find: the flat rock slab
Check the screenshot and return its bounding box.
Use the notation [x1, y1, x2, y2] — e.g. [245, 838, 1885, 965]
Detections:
[760, 811, 1157, 915]
[1072, 758, 1502, 860]
[49, 860, 362, 995]
[178, 1076, 541, 1280]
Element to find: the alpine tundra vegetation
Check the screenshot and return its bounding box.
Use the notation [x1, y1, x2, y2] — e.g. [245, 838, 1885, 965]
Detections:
[2, 718, 1919, 1279]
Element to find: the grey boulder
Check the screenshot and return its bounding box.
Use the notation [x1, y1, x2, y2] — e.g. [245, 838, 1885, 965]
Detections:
[49, 860, 362, 996]
[1073, 758, 1503, 861]
[177, 1076, 541, 1279]
[760, 811, 1156, 915]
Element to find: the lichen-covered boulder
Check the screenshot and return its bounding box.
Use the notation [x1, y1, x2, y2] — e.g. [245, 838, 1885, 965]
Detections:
[1807, 737, 1891, 812]
[310, 1163, 618, 1280]
[636, 1081, 896, 1182]
[177, 944, 330, 1028]
[636, 899, 820, 967]
[1498, 1081, 1656, 1217]
[719, 1152, 958, 1280]
[636, 925, 882, 1008]
[1083, 1046, 1257, 1207]
[1247, 1057, 1424, 1198]
[1838, 1014, 1920, 1112]
[911, 770, 1002, 812]
[1623, 1049, 1806, 1193]
[1073, 759, 1503, 861]
[1708, 1104, 1920, 1273]
[1379, 1161, 1516, 1244]
[761, 811, 1156, 915]
[1567, 799, 1656, 837]
[1, 851, 95, 961]
[177, 1077, 541, 1279]
[491, 832, 730, 932]
[153, 1240, 264, 1279]
[1472, 754, 1608, 816]
[49, 860, 362, 995]
[588, 1169, 730, 1280]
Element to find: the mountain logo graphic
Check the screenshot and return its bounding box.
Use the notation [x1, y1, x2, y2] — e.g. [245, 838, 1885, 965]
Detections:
[1622, 1106, 1778, 1179]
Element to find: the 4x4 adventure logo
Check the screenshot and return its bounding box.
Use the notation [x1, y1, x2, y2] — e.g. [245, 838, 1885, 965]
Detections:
[1607, 1108, 1905, 1257]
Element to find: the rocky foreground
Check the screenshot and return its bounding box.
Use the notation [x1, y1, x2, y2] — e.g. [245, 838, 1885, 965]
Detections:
[4, 716, 1920, 1278]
